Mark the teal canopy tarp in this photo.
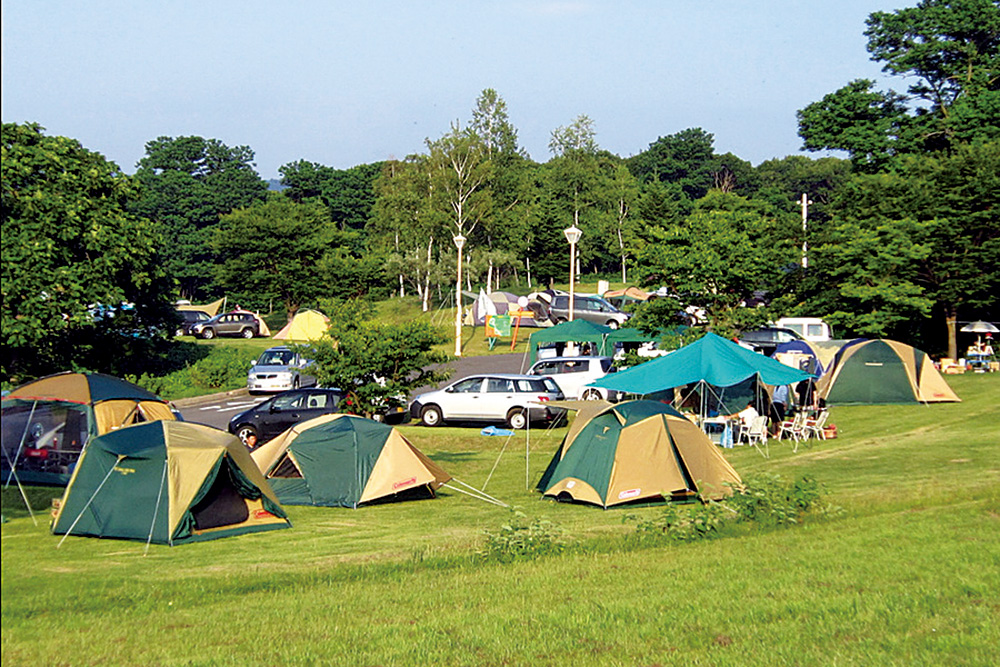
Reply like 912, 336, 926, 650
528, 320, 614, 362
590, 332, 811, 394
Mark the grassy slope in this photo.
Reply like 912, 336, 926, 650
2, 375, 997, 665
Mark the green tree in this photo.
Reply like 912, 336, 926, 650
279, 159, 383, 233
798, 0, 1000, 168
304, 300, 451, 418
626, 128, 720, 200
133, 135, 267, 298
212, 198, 332, 322
813, 142, 1000, 353
632, 192, 796, 334
2, 123, 175, 383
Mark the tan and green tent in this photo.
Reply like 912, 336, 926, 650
817, 339, 960, 405
52, 421, 290, 545
2, 372, 177, 486
251, 413, 451, 508
537, 400, 742, 508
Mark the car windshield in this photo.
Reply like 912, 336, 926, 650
257, 350, 295, 365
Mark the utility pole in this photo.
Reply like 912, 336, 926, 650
800, 193, 812, 269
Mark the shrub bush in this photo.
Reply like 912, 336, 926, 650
480, 510, 566, 562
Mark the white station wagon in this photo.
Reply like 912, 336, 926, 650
409, 374, 565, 429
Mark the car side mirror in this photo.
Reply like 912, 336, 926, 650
269, 404, 278, 413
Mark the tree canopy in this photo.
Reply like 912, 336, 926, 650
2, 123, 175, 383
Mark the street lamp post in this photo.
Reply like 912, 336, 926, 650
454, 233, 466, 357
563, 224, 582, 321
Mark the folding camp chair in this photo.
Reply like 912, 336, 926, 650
778, 412, 807, 452
804, 409, 830, 441
738, 415, 769, 458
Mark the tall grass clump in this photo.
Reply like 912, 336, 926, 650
480, 510, 567, 562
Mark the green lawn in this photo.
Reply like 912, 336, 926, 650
2, 373, 998, 665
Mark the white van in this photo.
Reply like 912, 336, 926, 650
775, 318, 832, 342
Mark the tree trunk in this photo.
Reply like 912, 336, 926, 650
946, 307, 958, 361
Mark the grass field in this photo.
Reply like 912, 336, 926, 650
2, 373, 998, 665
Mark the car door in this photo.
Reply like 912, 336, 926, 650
444, 377, 487, 419
258, 391, 307, 440
483, 377, 519, 419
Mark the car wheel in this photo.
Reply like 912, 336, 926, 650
507, 407, 527, 430
201, 328, 215, 340
606, 320, 620, 329
582, 388, 603, 401
241, 327, 254, 339
420, 404, 443, 427
556, 317, 568, 325
235, 425, 259, 449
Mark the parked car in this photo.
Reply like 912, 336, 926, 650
774, 317, 833, 342
191, 311, 261, 339
409, 374, 565, 429
737, 327, 803, 355
175, 310, 210, 337
547, 294, 631, 328
526, 355, 619, 401
228, 387, 345, 448
247, 346, 312, 394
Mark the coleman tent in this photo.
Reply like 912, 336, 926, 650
273, 309, 330, 341
251, 413, 451, 508
817, 339, 960, 405
52, 421, 290, 545
2, 372, 177, 486
537, 400, 742, 507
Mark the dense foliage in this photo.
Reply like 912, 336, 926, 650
1, 123, 176, 383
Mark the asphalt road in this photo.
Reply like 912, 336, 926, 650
177, 351, 530, 430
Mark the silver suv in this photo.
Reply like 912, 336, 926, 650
191, 311, 260, 339
247, 346, 311, 394
409, 374, 565, 429
548, 295, 630, 328
527, 356, 619, 401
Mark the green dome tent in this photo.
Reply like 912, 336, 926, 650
52, 421, 290, 545
537, 400, 742, 508
251, 414, 451, 508
818, 339, 960, 405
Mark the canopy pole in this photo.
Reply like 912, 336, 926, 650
56, 455, 123, 549
144, 459, 169, 556
5, 400, 38, 489
525, 414, 530, 490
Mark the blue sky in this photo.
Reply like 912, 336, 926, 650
2, 1, 904, 179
